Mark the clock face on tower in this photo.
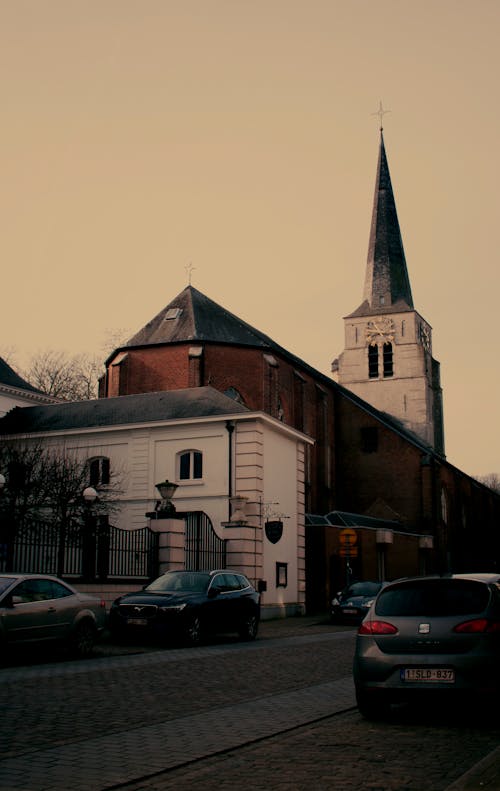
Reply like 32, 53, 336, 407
419, 323, 431, 352
365, 317, 395, 346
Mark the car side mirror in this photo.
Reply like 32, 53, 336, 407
208, 586, 220, 599
3, 594, 16, 607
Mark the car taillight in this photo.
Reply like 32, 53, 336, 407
358, 620, 398, 635
454, 618, 500, 633
100, 599, 106, 609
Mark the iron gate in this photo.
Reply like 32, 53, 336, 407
180, 511, 227, 570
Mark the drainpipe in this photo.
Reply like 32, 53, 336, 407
226, 421, 235, 521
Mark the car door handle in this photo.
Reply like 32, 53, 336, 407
47, 607, 57, 613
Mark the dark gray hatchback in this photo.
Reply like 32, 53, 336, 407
353, 573, 500, 719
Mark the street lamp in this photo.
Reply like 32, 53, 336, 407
83, 486, 98, 504
155, 480, 178, 516
80, 486, 99, 580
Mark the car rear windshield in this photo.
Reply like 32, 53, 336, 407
376, 579, 490, 617
344, 582, 382, 597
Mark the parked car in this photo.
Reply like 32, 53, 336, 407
0, 573, 106, 657
331, 580, 386, 624
109, 569, 260, 645
353, 573, 500, 719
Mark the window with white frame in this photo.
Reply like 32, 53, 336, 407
177, 450, 203, 481
88, 456, 110, 487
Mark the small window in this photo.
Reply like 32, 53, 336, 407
165, 308, 182, 320
178, 450, 203, 481
224, 387, 246, 405
276, 562, 288, 588
89, 457, 110, 487
383, 342, 393, 377
368, 345, 379, 378
361, 427, 378, 453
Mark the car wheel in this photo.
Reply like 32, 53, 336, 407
183, 614, 202, 646
238, 613, 259, 641
355, 687, 390, 720
71, 620, 96, 657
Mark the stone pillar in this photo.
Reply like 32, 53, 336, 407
222, 496, 264, 588
147, 514, 186, 574
222, 521, 263, 588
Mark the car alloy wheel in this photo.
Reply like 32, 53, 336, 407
71, 620, 96, 657
238, 613, 259, 641
184, 614, 202, 646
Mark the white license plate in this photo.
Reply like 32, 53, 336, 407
401, 668, 455, 683
342, 608, 357, 614
127, 618, 148, 626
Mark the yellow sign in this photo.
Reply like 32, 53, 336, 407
339, 546, 358, 558
339, 528, 357, 546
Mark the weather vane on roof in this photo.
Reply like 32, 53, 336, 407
372, 100, 390, 131
185, 261, 196, 285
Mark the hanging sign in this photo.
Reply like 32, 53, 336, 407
265, 520, 283, 544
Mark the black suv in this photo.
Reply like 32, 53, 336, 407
110, 569, 260, 645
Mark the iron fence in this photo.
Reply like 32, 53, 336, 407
0, 519, 159, 581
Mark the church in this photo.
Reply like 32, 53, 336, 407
1, 131, 499, 613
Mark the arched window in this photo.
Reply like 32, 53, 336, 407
178, 450, 203, 481
441, 488, 448, 524
368, 344, 379, 378
383, 342, 393, 377
224, 387, 246, 405
89, 456, 110, 487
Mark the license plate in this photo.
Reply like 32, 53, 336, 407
127, 617, 148, 626
342, 608, 357, 615
401, 668, 455, 683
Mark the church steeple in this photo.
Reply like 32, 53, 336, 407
334, 125, 444, 456
362, 131, 413, 312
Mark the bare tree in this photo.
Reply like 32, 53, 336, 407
21, 350, 104, 401
475, 473, 500, 494
0, 441, 122, 575
101, 328, 132, 357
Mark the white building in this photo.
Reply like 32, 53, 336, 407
0, 386, 313, 618
0, 357, 57, 416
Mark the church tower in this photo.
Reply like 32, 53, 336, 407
333, 129, 445, 455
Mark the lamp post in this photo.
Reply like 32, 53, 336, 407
83, 486, 98, 505
154, 480, 178, 517
81, 486, 98, 580
0, 473, 6, 571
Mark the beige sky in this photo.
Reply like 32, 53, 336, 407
1, 0, 499, 477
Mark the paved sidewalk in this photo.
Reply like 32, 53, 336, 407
0, 627, 355, 791
445, 745, 500, 790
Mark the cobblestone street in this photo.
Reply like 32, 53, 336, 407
2, 616, 500, 790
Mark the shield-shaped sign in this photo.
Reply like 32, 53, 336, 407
265, 520, 283, 544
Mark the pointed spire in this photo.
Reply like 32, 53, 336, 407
362, 131, 413, 311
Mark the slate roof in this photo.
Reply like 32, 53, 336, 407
0, 357, 43, 394
123, 285, 280, 352
348, 131, 414, 318
0, 386, 249, 435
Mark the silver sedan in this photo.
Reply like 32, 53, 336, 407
0, 573, 106, 657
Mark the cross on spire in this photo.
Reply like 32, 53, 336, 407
372, 100, 390, 131
185, 262, 196, 285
